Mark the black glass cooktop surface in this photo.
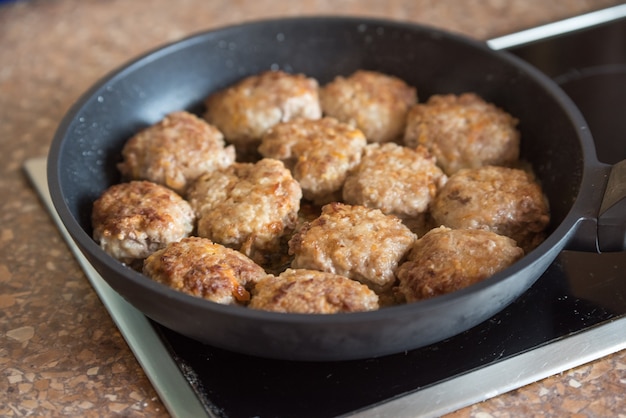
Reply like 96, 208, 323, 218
154, 251, 626, 418
145, 11, 626, 418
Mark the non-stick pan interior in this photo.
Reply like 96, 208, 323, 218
49, 17, 591, 360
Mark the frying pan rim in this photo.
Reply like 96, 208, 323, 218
47, 15, 592, 327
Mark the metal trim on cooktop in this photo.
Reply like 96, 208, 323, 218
348, 319, 626, 418
487, 3, 626, 50
24, 7, 626, 416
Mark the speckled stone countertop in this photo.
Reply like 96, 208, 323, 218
1, 0, 625, 416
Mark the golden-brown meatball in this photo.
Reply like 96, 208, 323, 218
143, 237, 267, 305
395, 226, 524, 302
117, 111, 235, 194
258, 117, 367, 204
320, 70, 417, 143
249, 268, 379, 314
430, 165, 550, 252
403, 93, 520, 175
92, 181, 195, 267
343, 143, 447, 224
204, 70, 322, 157
186, 158, 302, 264
289, 202, 417, 293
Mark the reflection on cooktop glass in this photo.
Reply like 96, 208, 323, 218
153, 15, 626, 418
509, 16, 626, 164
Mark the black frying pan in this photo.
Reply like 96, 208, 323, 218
47, 17, 626, 361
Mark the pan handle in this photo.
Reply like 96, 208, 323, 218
598, 159, 626, 252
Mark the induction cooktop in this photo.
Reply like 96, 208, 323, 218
26, 4, 626, 418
